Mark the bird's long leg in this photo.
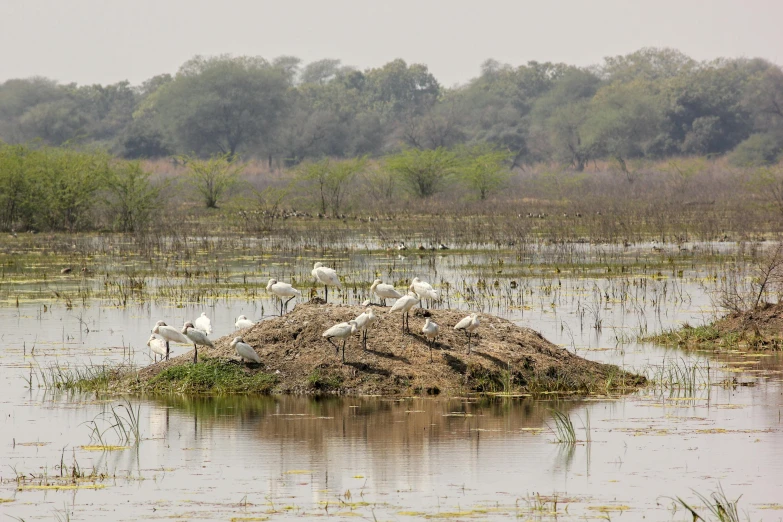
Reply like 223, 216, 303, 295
467, 332, 472, 355
363, 330, 367, 351
429, 339, 433, 362
383, 298, 387, 307
284, 297, 295, 314
401, 313, 405, 333
165, 341, 170, 361
324, 285, 328, 303
193, 343, 198, 364
327, 337, 339, 355
341, 339, 346, 364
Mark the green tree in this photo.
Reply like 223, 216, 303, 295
153, 55, 290, 157
385, 148, 459, 198
296, 156, 367, 214
457, 144, 513, 199
30, 148, 111, 231
182, 153, 243, 208
106, 161, 163, 231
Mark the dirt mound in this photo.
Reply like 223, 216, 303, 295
138, 302, 644, 395
712, 302, 783, 347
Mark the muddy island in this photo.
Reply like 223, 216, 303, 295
88, 302, 645, 396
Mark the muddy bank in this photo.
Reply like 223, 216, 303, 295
650, 302, 783, 350
131, 302, 643, 396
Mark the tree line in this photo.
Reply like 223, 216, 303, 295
1, 48, 782, 168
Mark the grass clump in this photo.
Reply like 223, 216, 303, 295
645, 323, 723, 346
672, 484, 745, 522
147, 358, 276, 394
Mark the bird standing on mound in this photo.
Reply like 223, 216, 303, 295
353, 307, 378, 350
421, 317, 440, 362
230, 336, 262, 364
370, 279, 403, 306
322, 319, 358, 363
194, 312, 213, 335
266, 278, 301, 316
312, 262, 341, 303
235, 315, 255, 329
182, 321, 214, 364
389, 292, 420, 333
410, 277, 438, 308
146, 334, 168, 363
152, 320, 190, 360
454, 313, 480, 354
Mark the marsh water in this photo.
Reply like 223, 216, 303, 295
2, 238, 783, 520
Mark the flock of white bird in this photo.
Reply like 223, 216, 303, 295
146, 262, 480, 365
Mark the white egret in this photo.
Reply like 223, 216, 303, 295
421, 318, 440, 362
194, 312, 213, 335
146, 334, 168, 363
370, 279, 402, 306
454, 313, 480, 354
322, 319, 358, 363
152, 320, 190, 361
410, 277, 438, 308
353, 307, 378, 350
312, 262, 341, 303
266, 278, 301, 316
182, 321, 214, 364
389, 292, 420, 333
235, 315, 255, 329
230, 336, 262, 364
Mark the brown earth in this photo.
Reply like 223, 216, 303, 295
711, 302, 783, 347
138, 301, 645, 395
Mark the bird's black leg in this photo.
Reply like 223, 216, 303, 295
284, 297, 294, 314
429, 340, 433, 362
327, 337, 339, 355
325, 285, 328, 303
342, 339, 346, 364
401, 314, 405, 333
193, 344, 198, 364
363, 330, 367, 351
165, 341, 170, 361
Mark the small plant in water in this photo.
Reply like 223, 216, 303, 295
671, 484, 745, 522
548, 408, 577, 444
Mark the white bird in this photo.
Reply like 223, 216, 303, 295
410, 277, 438, 308
370, 279, 403, 306
194, 312, 213, 335
312, 262, 342, 303
152, 320, 190, 360
353, 307, 378, 350
182, 321, 214, 363
389, 292, 420, 333
230, 336, 262, 364
397, 241, 407, 251
235, 315, 255, 329
421, 318, 440, 362
146, 334, 168, 363
454, 313, 480, 354
322, 320, 358, 363
266, 278, 301, 316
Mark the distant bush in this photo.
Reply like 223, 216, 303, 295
0, 143, 164, 232
730, 133, 782, 167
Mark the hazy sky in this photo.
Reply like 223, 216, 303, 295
1, 0, 781, 87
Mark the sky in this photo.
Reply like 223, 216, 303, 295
1, 0, 781, 87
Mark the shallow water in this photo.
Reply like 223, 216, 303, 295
2, 242, 783, 520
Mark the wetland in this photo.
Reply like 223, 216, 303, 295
2, 228, 783, 520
